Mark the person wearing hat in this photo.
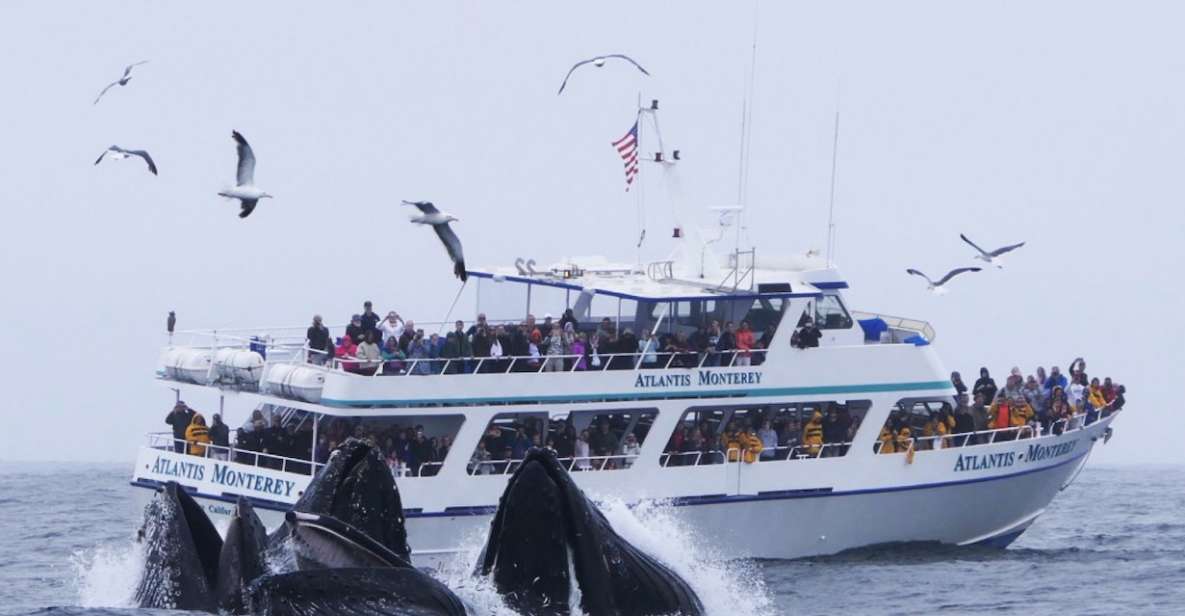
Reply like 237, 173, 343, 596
165, 401, 195, 453
345, 314, 366, 344
209, 413, 230, 460
306, 314, 331, 365
794, 317, 822, 349
360, 301, 381, 339
185, 413, 211, 457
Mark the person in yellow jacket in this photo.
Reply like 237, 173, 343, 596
737, 427, 764, 463
185, 413, 211, 457
894, 424, 913, 453
725, 429, 742, 462
922, 411, 956, 449
802, 411, 825, 457
877, 426, 896, 454
1010, 399, 1035, 437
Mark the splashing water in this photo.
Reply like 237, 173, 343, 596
597, 497, 776, 616
70, 540, 144, 609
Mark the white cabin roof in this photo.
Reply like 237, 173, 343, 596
470, 252, 849, 302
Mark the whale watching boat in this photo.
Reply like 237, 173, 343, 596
133, 239, 1121, 564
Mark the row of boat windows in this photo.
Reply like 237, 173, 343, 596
221, 397, 975, 477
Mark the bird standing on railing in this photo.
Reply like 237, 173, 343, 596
167, 311, 176, 341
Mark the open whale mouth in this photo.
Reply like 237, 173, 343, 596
291, 438, 411, 562
285, 510, 412, 569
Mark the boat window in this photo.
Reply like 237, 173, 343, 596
662, 401, 870, 466
874, 399, 967, 454
307, 414, 465, 477
815, 295, 853, 329
467, 409, 658, 475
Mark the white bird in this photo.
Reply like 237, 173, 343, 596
557, 54, 649, 95
93, 61, 149, 105
217, 131, 273, 219
94, 145, 158, 175
960, 234, 1025, 268
905, 267, 982, 295
403, 200, 466, 281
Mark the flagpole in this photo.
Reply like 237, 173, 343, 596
635, 92, 645, 265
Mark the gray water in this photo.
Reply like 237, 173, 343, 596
1, 463, 1182, 615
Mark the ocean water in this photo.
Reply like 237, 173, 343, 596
1, 463, 1183, 615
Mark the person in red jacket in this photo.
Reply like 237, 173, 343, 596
735, 321, 756, 366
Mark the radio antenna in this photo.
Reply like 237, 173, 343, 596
825, 110, 841, 267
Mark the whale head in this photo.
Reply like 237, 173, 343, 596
291, 438, 410, 562
135, 481, 223, 612
479, 448, 704, 616
215, 496, 269, 613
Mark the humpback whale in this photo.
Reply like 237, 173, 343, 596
248, 511, 467, 616
479, 449, 704, 616
135, 481, 223, 612
216, 497, 270, 613
133, 441, 465, 615
287, 438, 411, 562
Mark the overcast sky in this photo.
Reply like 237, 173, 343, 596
0, 1, 1180, 465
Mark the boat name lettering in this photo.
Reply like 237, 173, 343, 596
210, 464, 297, 498
1025, 440, 1078, 463
148, 455, 297, 498
953, 451, 1016, 472
633, 370, 763, 389
150, 455, 206, 481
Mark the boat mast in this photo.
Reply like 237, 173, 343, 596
825, 110, 841, 267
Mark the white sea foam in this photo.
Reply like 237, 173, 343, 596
598, 497, 776, 616
70, 538, 144, 608
431, 497, 773, 616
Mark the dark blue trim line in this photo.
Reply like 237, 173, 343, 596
130, 449, 1088, 519
465, 271, 823, 302
320, 380, 955, 409
812, 281, 850, 290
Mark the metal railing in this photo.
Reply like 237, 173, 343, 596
851, 310, 937, 343
874, 410, 1105, 454
322, 345, 771, 378
658, 441, 854, 466
146, 433, 323, 476
467, 453, 641, 475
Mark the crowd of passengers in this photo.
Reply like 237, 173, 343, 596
879, 357, 1126, 454
165, 403, 453, 476
663, 406, 861, 465
304, 300, 820, 375
469, 415, 647, 474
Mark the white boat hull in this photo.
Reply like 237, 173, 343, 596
131, 415, 1109, 564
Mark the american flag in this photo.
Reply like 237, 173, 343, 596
611, 119, 640, 191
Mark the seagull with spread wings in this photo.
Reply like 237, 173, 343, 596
557, 54, 649, 95
94, 145, 158, 175
960, 234, 1025, 269
906, 267, 982, 295
93, 61, 149, 105
403, 200, 466, 282
217, 131, 273, 219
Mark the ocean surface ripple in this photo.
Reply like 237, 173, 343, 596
1, 463, 1183, 615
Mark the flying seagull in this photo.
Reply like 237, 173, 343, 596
960, 234, 1025, 268
557, 54, 649, 95
403, 200, 466, 281
93, 61, 149, 105
94, 145, 158, 175
217, 130, 273, 219
906, 267, 982, 295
